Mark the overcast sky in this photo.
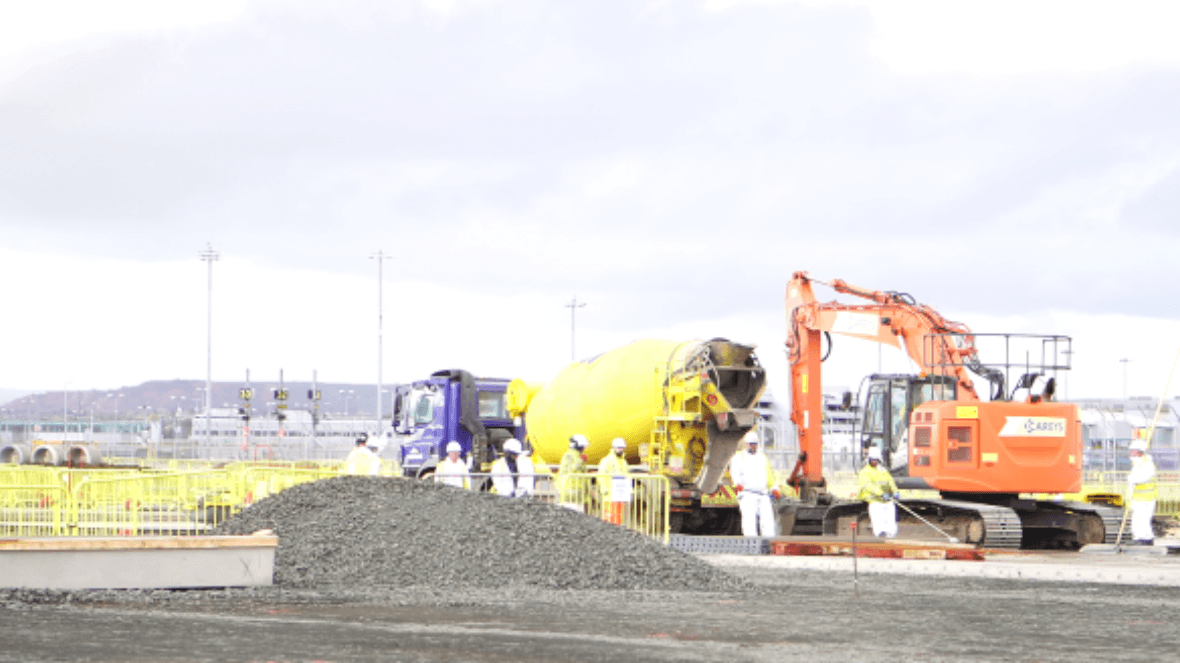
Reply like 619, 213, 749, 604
1, 0, 1178, 404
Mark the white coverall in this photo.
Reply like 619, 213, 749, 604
729, 449, 777, 537
1128, 453, 1158, 542
857, 463, 899, 538
491, 455, 535, 497
437, 456, 470, 489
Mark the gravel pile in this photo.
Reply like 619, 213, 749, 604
214, 476, 744, 592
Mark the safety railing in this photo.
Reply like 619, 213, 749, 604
0, 484, 67, 536
432, 471, 670, 544
69, 470, 235, 536
0, 462, 353, 537
1067, 470, 1180, 516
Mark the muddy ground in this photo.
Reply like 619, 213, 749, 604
4, 564, 1179, 662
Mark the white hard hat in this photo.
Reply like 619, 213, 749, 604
504, 438, 522, 454
446, 441, 461, 454
867, 447, 883, 461
611, 437, 627, 449
1130, 439, 1148, 452
570, 434, 589, 449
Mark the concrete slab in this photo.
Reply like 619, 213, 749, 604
0, 531, 278, 590
704, 549, 1180, 587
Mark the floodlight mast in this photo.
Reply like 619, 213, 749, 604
370, 250, 392, 439
199, 243, 220, 447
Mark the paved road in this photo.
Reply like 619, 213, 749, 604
4, 562, 1180, 662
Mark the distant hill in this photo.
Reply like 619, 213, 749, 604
0, 380, 388, 421
0, 389, 31, 407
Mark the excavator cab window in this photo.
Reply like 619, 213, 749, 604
916, 380, 956, 405
890, 383, 908, 452
864, 383, 887, 436
862, 375, 957, 469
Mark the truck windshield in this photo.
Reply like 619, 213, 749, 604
411, 389, 440, 426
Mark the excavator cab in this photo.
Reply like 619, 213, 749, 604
859, 374, 957, 474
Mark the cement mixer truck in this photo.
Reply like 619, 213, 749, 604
508, 338, 767, 534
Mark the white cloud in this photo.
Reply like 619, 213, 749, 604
0, 0, 251, 81
1, 0, 1178, 402
710, 0, 1180, 75
865, 0, 1180, 76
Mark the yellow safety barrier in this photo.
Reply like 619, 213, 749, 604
239, 466, 344, 506
0, 461, 353, 537
436, 471, 670, 544
0, 484, 67, 536
70, 471, 238, 536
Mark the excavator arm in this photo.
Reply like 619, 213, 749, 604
784, 271, 1003, 489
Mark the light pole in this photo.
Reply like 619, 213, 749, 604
565, 296, 586, 362
199, 242, 220, 448
1121, 358, 1130, 400
1060, 349, 1073, 401
340, 389, 354, 416
370, 250, 391, 437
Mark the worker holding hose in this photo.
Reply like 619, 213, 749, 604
1128, 439, 1157, 545
729, 431, 781, 537
857, 447, 898, 538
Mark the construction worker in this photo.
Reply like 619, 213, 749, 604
517, 442, 536, 497
437, 441, 470, 490
491, 438, 531, 497
344, 433, 378, 476
730, 431, 781, 537
857, 447, 898, 538
1128, 439, 1157, 545
597, 437, 631, 525
558, 434, 590, 511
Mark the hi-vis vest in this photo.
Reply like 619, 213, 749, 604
1133, 477, 1159, 502
1131, 457, 1158, 502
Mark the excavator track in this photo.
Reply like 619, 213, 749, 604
1054, 501, 1125, 545
931, 499, 1023, 549
1102, 509, 1126, 545
813, 498, 1126, 550
820, 499, 1024, 549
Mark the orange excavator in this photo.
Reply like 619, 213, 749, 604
782, 271, 1120, 548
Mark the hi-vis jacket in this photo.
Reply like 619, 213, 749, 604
729, 449, 774, 493
437, 457, 470, 490
344, 446, 379, 476
597, 451, 630, 501
856, 463, 898, 503
557, 449, 589, 500
1129, 454, 1159, 503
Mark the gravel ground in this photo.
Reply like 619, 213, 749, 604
3, 565, 1180, 662
5, 478, 1179, 661
210, 475, 743, 591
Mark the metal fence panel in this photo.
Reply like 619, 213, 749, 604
433, 471, 670, 544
